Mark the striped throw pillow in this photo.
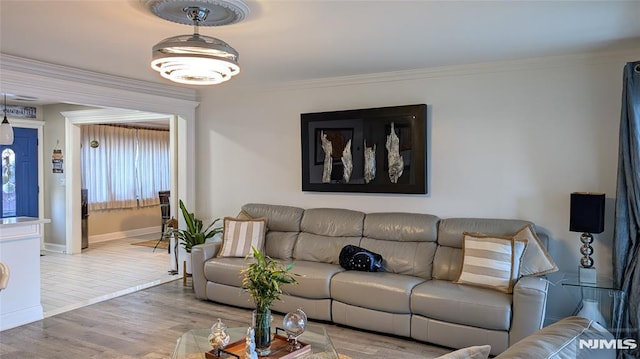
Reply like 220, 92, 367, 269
455, 233, 527, 293
217, 217, 267, 258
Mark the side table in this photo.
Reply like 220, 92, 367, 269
562, 276, 626, 339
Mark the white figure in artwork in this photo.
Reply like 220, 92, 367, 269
245, 327, 258, 359
364, 139, 376, 183
385, 122, 404, 183
341, 139, 353, 183
320, 131, 333, 183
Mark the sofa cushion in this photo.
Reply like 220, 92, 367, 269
360, 237, 437, 279
300, 208, 365, 237
241, 204, 303, 260
281, 261, 344, 299
264, 232, 298, 261
204, 257, 246, 287
411, 280, 512, 330
363, 212, 439, 242
437, 218, 532, 248
241, 203, 304, 232
218, 217, 267, 258
331, 271, 425, 313
432, 246, 463, 281
293, 232, 361, 264
454, 233, 527, 293
362, 212, 439, 279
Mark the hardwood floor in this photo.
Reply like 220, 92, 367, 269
0, 280, 452, 359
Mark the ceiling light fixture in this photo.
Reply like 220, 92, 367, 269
145, 0, 249, 85
0, 94, 14, 145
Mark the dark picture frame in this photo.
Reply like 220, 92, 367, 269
301, 104, 428, 194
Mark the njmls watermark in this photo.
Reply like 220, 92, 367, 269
579, 339, 638, 350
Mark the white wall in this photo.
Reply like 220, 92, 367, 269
195, 51, 638, 323
42, 103, 95, 248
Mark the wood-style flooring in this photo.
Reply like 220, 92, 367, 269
0, 280, 452, 359
40, 234, 180, 318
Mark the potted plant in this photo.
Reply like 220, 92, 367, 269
175, 199, 221, 252
241, 246, 297, 356
174, 200, 222, 273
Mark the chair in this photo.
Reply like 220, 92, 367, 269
0, 262, 9, 291
153, 190, 171, 252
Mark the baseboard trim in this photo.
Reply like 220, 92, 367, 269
43, 243, 66, 253
0, 304, 44, 331
89, 227, 159, 243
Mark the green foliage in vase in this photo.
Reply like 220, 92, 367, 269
241, 246, 297, 312
175, 199, 222, 253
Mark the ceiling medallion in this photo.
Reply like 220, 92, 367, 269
144, 0, 249, 26
143, 0, 249, 85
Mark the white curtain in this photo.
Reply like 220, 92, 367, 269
137, 128, 170, 207
81, 125, 138, 210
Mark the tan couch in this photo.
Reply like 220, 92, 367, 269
192, 203, 550, 355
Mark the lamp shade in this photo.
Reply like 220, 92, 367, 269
570, 192, 605, 233
151, 34, 240, 85
0, 116, 14, 145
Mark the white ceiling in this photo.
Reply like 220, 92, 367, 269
1, 0, 639, 95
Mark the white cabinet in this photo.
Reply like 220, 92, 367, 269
0, 217, 50, 331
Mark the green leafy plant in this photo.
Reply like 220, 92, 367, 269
175, 199, 222, 253
241, 246, 297, 312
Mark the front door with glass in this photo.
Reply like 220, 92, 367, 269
0, 127, 38, 218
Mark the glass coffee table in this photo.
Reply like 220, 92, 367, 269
172, 324, 338, 359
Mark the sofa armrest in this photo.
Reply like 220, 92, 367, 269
497, 316, 615, 359
509, 276, 549, 346
191, 241, 221, 299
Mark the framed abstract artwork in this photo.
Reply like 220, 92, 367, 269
301, 104, 428, 194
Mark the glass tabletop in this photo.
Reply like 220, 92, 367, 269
171, 324, 338, 359
561, 275, 621, 291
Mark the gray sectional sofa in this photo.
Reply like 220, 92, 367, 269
191, 203, 550, 355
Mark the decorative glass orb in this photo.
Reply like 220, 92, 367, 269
282, 308, 307, 350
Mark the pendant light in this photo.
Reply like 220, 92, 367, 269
145, 0, 249, 86
0, 94, 14, 145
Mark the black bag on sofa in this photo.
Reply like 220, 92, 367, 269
339, 245, 383, 272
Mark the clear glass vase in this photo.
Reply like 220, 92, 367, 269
252, 308, 271, 356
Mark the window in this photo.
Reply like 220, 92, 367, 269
81, 124, 170, 210
2, 148, 16, 217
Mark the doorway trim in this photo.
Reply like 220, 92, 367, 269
0, 54, 198, 254
62, 109, 179, 254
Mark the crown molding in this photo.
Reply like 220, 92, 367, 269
257, 48, 640, 92
0, 53, 199, 116
61, 108, 171, 123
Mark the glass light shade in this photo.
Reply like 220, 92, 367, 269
0, 117, 13, 145
151, 34, 240, 85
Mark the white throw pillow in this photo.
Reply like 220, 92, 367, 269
217, 217, 266, 258
435, 345, 491, 359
